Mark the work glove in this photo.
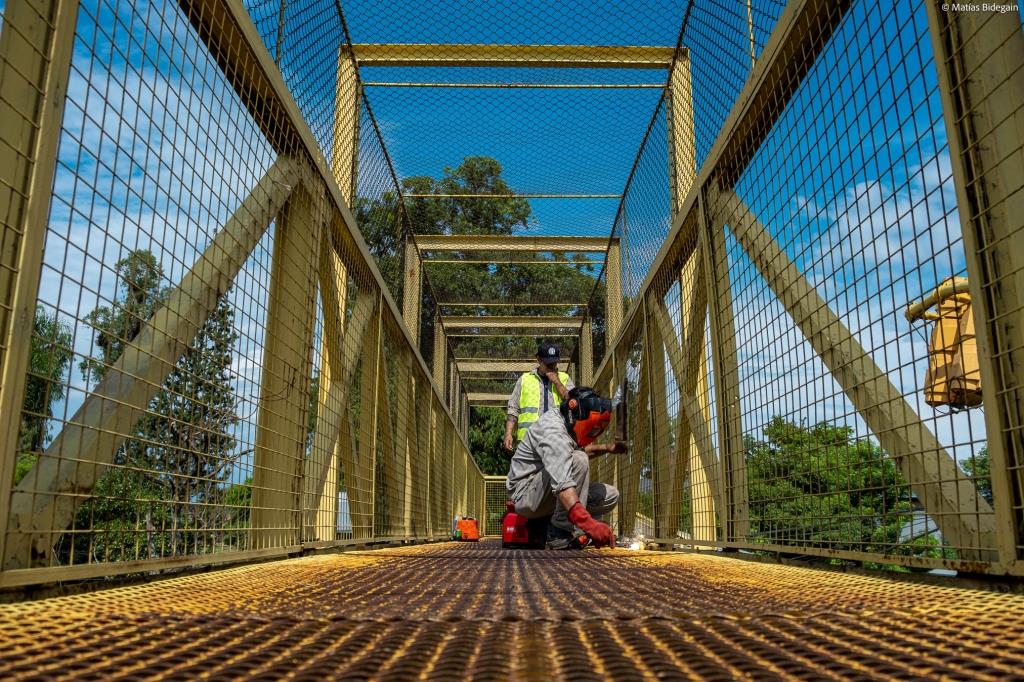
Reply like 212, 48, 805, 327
567, 502, 616, 548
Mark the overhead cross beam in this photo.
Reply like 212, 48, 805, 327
352, 44, 676, 69
466, 393, 510, 407
456, 360, 575, 376
440, 316, 584, 331
414, 235, 613, 253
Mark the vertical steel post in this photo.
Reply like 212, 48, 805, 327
668, 50, 697, 214
433, 314, 446, 394
606, 239, 624, 342
643, 297, 674, 541
668, 48, 715, 544
332, 45, 359, 205
926, 3, 1024, 570
581, 318, 594, 386
0, 0, 81, 565
403, 238, 422, 345
746, 0, 756, 68
251, 186, 324, 549
700, 185, 749, 541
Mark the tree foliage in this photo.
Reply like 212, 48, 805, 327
960, 447, 992, 505
745, 417, 915, 553
14, 306, 74, 484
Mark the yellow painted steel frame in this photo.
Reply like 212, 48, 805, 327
0, 0, 83, 572
924, 3, 1024, 569
352, 43, 675, 69
414, 235, 613, 252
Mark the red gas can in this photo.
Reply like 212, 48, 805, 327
502, 501, 530, 547
501, 501, 548, 548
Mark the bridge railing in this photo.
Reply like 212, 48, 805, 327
0, 0, 485, 588
585, 0, 1024, 574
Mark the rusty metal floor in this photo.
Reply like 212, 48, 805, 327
2, 540, 1023, 680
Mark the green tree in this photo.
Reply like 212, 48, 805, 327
961, 447, 992, 505
468, 407, 512, 475
14, 307, 74, 484
72, 249, 240, 559
745, 418, 917, 554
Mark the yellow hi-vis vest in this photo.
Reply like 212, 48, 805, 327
516, 371, 570, 440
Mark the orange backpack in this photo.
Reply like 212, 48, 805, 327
455, 516, 480, 541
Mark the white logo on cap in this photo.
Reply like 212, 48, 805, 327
548, 348, 556, 355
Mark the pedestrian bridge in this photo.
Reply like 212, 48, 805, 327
0, 0, 1022, 677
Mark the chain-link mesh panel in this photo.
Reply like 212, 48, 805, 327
484, 476, 507, 536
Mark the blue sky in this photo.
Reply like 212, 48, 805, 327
12, 0, 1018, 493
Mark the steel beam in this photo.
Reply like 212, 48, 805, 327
403, 238, 422, 345
440, 316, 584, 330
668, 50, 697, 215
0, 0, 81, 567
415, 235, 613, 253
926, 2, 1024, 570
723, 189, 996, 560
352, 43, 675, 69
466, 392, 510, 407
332, 45, 359, 204
251, 183, 325, 550
178, 0, 303, 153
606, 240, 624, 341
457, 360, 537, 374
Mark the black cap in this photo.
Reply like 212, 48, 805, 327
537, 343, 560, 362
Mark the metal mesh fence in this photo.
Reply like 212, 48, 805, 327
483, 476, 507, 536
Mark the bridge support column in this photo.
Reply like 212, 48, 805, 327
700, 187, 749, 543
0, 0, 82, 567
332, 45, 359, 203
606, 241, 624, 342
252, 184, 325, 549
926, 2, 1024, 572
403, 239, 422, 345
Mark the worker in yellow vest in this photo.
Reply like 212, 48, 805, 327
503, 343, 574, 451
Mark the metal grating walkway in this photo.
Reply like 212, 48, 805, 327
2, 540, 1023, 680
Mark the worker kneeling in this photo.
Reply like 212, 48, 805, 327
506, 387, 624, 549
